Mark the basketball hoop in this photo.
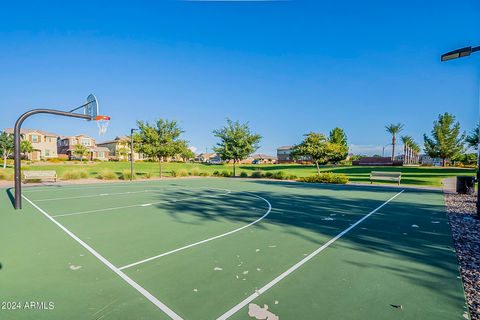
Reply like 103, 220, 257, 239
94, 115, 110, 135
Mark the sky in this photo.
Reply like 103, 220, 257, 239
0, 0, 479, 156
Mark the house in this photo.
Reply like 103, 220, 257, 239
97, 136, 145, 161
419, 154, 446, 166
251, 154, 277, 164
57, 134, 109, 161
195, 153, 216, 162
4, 128, 58, 160
207, 154, 223, 164
352, 157, 403, 166
276, 146, 311, 164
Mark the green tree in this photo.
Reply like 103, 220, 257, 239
423, 112, 465, 166
20, 140, 34, 159
291, 132, 330, 175
328, 127, 349, 164
213, 119, 261, 176
73, 144, 89, 163
466, 124, 479, 149
117, 147, 129, 161
0, 131, 14, 169
385, 123, 404, 160
180, 146, 195, 162
135, 119, 187, 178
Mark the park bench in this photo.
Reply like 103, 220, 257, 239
370, 171, 401, 185
23, 170, 57, 183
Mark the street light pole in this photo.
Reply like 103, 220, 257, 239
130, 128, 138, 182
382, 143, 391, 158
441, 45, 480, 216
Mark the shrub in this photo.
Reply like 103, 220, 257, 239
264, 172, 274, 178
46, 158, 62, 163
287, 174, 298, 180
0, 170, 12, 180
61, 170, 88, 180
221, 170, 232, 177
239, 171, 249, 178
97, 169, 118, 180
300, 172, 348, 184
199, 172, 210, 176
178, 169, 189, 177
273, 171, 287, 180
212, 170, 221, 176
251, 171, 263, 178
121, 169, 136, 180
170, 169, 177, 177
143, 172, 152, 179
191, 168, 201, 176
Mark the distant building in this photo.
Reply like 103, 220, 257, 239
276, 146, 311, 164
195, 153, 216, 162
4, 128, 58, 160
251, 154, 277, 164
419, 154, 446, 166
207, 154, 223, 164
57, 134, 109, 161
97, 136, 145, 161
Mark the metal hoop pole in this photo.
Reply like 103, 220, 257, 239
130, 128, 138, 182
14, 109, 91, 210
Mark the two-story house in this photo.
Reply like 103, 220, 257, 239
97, 136, 144, 161
57, 134, 109, 161
4, 128, 58, 160
276, 146, 312, 164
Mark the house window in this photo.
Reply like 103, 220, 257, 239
31, 134, 39, 143
81, 138, 91, 146
98, 151, 105, 158
71, 139, 77, 145
45, 149, 50, 157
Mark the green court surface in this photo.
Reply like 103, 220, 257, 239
0, 178, 469, 319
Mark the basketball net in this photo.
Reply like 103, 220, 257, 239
94, 115, 110, 136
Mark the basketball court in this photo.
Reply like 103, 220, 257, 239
0, 178, 469, 319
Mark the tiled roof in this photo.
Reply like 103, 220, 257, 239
3, 128, 58, 137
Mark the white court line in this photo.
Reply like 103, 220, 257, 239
51, 188, 231, 218
118, 192, 272, 271
216, 189, 405, 320
34, 190, 154, 202
22, 194, 183, 320
21, 179, 178, 193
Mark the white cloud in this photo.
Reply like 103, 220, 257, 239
189, 146, 198, 153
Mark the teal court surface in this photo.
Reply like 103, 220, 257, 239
0, 178, 469, 319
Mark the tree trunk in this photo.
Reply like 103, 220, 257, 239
315, 161, 320, 176
233, 160, 236, 177
442, 158, 446, 167
391, 135, 396, 161
3, 153, 6, 169
159, 157, 163, 178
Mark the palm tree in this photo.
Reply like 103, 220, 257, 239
401, 136, 412, 164
385, 123, 404, 160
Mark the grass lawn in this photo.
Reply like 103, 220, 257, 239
0, 161, 474, 187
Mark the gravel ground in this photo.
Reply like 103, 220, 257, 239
445, 193, 480, 320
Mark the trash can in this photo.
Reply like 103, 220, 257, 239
456, 176, 476, 194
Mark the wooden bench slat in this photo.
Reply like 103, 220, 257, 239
23, 171, 57, 183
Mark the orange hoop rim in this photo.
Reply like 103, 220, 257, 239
93, 115, 111, 121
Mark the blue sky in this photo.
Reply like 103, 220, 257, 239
0, 0, 479, 155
